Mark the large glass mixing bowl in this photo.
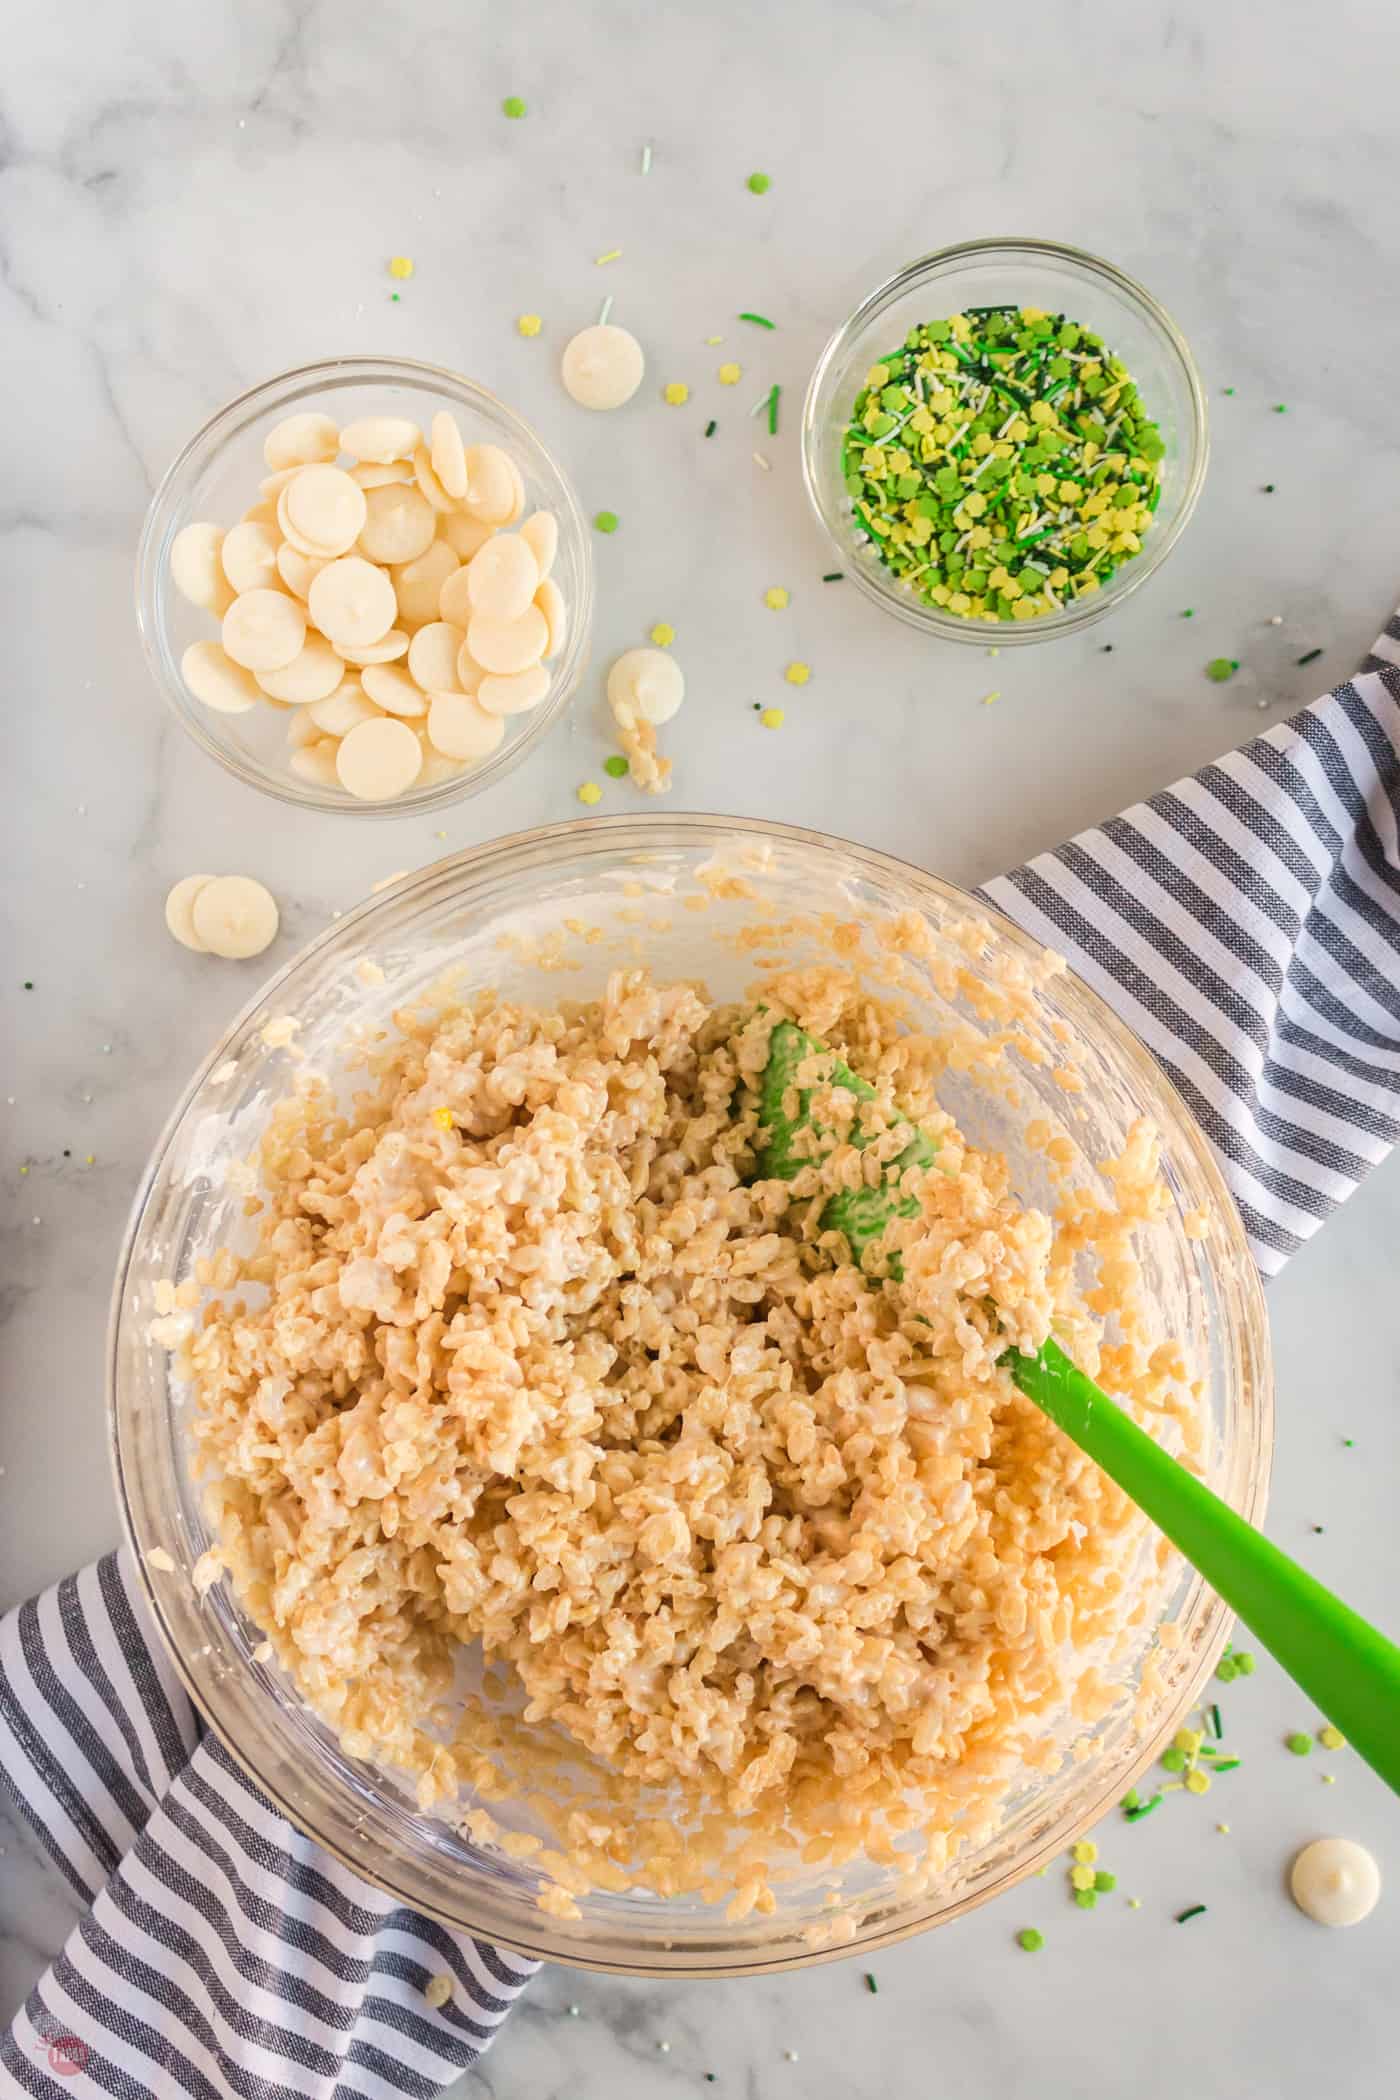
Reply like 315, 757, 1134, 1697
109, 816, 1271, 1976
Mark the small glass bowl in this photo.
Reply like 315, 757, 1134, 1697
801, 239, 1208, 646
136, 356, 593, 816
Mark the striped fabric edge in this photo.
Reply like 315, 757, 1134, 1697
0, 1553, 536, 2100
980, 644, 1400, 1278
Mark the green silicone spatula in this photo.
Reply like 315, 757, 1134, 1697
755, 1019, 1400, 1796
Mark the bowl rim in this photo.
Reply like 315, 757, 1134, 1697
800, 236, 1210, 646
108, 811, 1271, 1975
134, 353, 594, 817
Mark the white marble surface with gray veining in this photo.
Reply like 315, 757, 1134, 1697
3, 2, 1398, 2094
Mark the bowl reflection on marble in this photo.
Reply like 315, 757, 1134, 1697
108, 816, 1270, 1975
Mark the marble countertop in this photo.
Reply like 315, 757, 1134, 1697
4, 2, 1398, 2093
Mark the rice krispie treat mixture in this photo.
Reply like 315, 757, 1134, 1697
167, 960, 1197, 1923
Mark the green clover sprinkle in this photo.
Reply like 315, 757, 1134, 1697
502, 96, 526, 118
1233, 1651, 1256, 1675
1216, 1657, 1238, 1682
1206, 657, 1237, 682
746, 171, 771, 194
603, 755, 629, 778
838, 305, 1165, 626
1286, 1731, 1313, 1756
593, 510, 619, 534
1121, 1788, 1140, 1811
1160, 1746, 1186, 1772
1017, 1928, 1045, 1952
1074, 1889, 1097, 1910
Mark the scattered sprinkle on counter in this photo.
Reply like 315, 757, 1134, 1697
784, 661, 810, 685
1128, 1896, 1142, 1910
1274, 402, 1288, 413
640, 141, 652, 174
704, 420, 717, 437
1263, 482, 1276, 493
718, 362, 742, 386
1322, 1772, 1337, 1785
863, 1973, 879, 1994
1296, 646, 1323, 666
595, 247, 623, 266
576, 781, 603, 805
706, 335, 724, 346
823, 571, 844, 582
389, 292, 400, 303
752, 450, 771, 470
603, 754, 629, 778
841, 306, 1166, 623
1319, 1724, 1346, 1750
1206, 657, 1238, 682
760, 707, 785, 730
594, 510, 619, 533
1223, 386, 1235, 395
739, 312, 776, 329
1182, 607, 1195, 618
664, 382, 690, 405
747, 171, 771, 194
1217, 1822, 1231, 1834
502, 96, 527, 118
388, 255, 413, 280
649, 623, 675, 647
567, 2003, 581, 2017
764, 587, 790, 609
1124, 1793, 1162, 1823
517, 313, 542, 337
1017, 1928, 1044, 1952
981, 689, 1000, 706
597, 293, 613, 325
1286, 1731, 1314, 1756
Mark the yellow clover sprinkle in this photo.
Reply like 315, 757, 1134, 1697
1174, 1728, 1203, 1756
784, 661, 810, 686
663, 381, 689, 406
1069, 1864, 1096, 1892
1318, 1724, 1346, 1750
764, 587, 789, 610
517, 313, 543, 337
1072, 1841, 1098, 1866
718, 362, 742, 386
759, 707, 785, 730
388, 255, 414, 280
649, 622, 675, 647
1184, 1768, 1211, 1795
577, 781, 603, 806
432, 1106, 454, 1131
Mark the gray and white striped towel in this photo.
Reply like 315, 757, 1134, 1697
4, 617, 1400, 2097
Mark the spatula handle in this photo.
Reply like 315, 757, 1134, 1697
1008, 1339, 1400, 1795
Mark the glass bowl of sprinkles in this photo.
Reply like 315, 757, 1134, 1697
802, 240, 1208, 643
136, 355, 594, 815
